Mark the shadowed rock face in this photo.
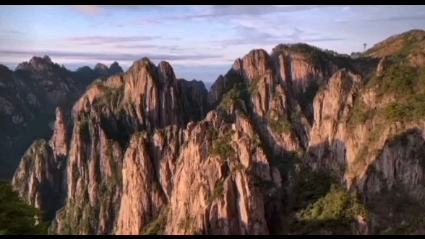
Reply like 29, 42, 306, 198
0, 57, 123, 178
11, 29, 425, 235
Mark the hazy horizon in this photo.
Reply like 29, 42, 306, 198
1, 5, 425, 82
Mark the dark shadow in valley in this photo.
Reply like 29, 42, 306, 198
304, 139, 348, 182
284, 138, 369, 235
38, 146, 67, 221
354, 127, 425, 234
301, 128, 425, 234
192, 216, 358, 235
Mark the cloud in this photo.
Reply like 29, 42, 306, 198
370, 15, 425, 22
71, 5, 163, 16
216, 24, 345, 47
3, 29, 24, 34
66, 35, 162, 45
209, 5, 328, 17
335, 6, 425, 23
112, 44, 161, 49
110, 44, 190, 53
0, 49, 223, 63
133, 5, 337, 24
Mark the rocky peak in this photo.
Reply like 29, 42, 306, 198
0, 64, 12, 75
207, 75, 227, 107
241, 49, 273, 82
127, 57, 155, 75
16, 55, 57, 72
231, 58, 243, 73
177, 79, 208, 123
376, 56, 387, 76
157, 61, 178, 87
49, 107, 68, 158
94, 63, 109, 74
272, 43, 316, 57
94, 63, 108, 70
76, 66, 93, 73
109, 62, 124, 75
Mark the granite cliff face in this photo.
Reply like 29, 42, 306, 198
12, 29, 425, 235
0, 57, 123, 178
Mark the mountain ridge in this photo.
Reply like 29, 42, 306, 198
0, 57, 124, 178
5, 28, 425, 235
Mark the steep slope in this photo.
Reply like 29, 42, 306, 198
304, 30, 425, 234
0, 57, 123, 178
12, 29, 425, 235
364, 29, 425, 66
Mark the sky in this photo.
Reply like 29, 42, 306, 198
0, 5, 424, 83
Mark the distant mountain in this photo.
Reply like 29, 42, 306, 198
0, 57, 123, 178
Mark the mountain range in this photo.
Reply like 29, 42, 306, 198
0, 57, 124, 178
2, 29, 425, 235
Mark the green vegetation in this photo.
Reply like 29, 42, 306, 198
285, 43, 353, 69
0, 180, 48, 235
210, 69, 245, 110
232, 163, 246, 173
208, 179, 224, 204
210, 132, 235, 162
248, 75, 262, 95
352, 106, 376, 125
291, 169, 333, 212
218, 82, 250, 111
369, 64, 419, 96
298, 185, 368, 220
347, 100, 376, 132
290, 181, 369, 235
178, 216, 196, 231
347, 62, 425, 173
88, 77, 106, 88
268, 110, 293, 135
384, 96, 425, 122
96, 85, 125, 112
142, 207, 169, 235
60, 192, 97, 234
364, 30, 424, 58
106, 139, 122, 188
205, 128, 219, 141
224, 70, 245, 89
14, 140, 48, 189
292, 184, 369, 234
366, 64, 425, 123
218, 87, 242, 110
286, 43, 326, 65
287, 166, 371, 234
